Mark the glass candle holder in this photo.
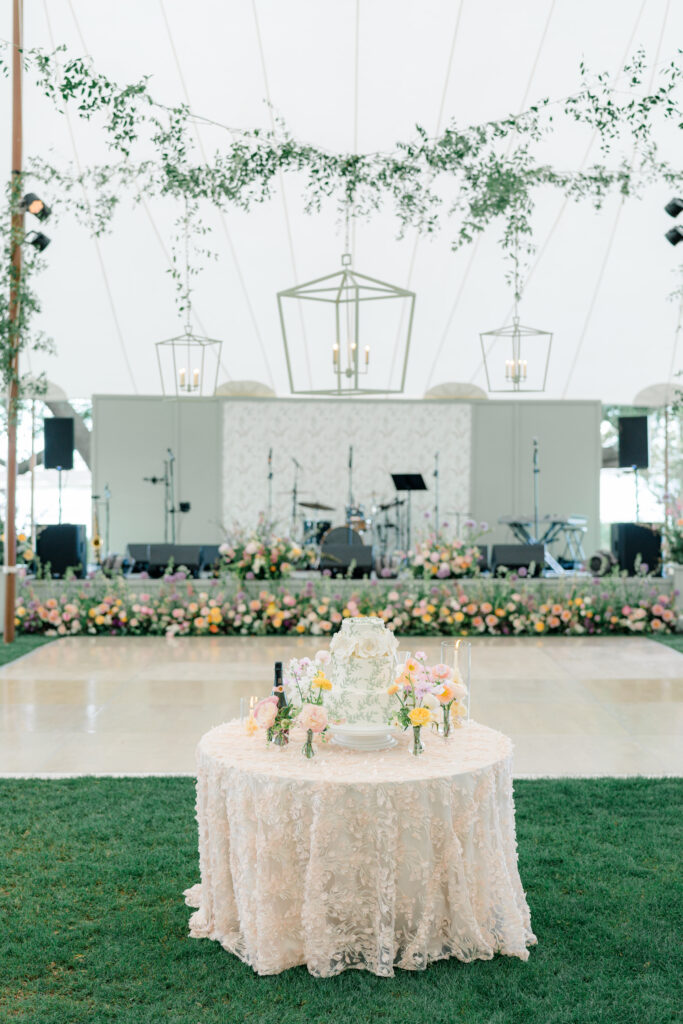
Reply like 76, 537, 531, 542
440, 639, 472, 722
239, 695, 259, 723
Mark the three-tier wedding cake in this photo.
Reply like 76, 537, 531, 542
327, 616, 399, 750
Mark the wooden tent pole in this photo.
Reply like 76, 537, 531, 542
4, 0, 24, 644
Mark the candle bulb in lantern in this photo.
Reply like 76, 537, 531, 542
333, 344, 339, 366
179, 367, 187, 389
365, 345, 370, 365
193, 368, 200, 389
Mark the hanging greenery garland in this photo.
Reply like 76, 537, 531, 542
0, 42, 681, 393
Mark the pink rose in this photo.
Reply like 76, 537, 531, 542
298, 703, 328, 733
253, 696, 278, 729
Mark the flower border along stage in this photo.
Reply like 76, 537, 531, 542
15, 574, 676, 638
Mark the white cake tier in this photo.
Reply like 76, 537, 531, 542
328, 617, 398, 729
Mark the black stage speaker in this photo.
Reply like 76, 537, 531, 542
199, 544, 221, 574
173, 544, 203, 577
611, 523, 661, 575
491, 544, 545, 577
147, 543, 176, 577
618, 416, 648, 469
44, 417, 74, 470
319, 544, 373, 578
36, 524, 87, 577
126, 544, 150, 572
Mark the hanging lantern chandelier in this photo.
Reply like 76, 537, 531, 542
479, 245, 552, 393
277, 212, 415, 396
155, 201, 223, 398
155, 324, 222, 398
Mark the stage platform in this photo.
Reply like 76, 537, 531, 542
18, 570, 676, 603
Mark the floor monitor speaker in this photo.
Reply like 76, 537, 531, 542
319, 544, 373, 578
173, 544, 203, 577
491, 544, 545, 577
147, 544, 177, 578
126, 544, 151, 573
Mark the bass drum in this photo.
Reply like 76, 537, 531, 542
321, 525, 364, 548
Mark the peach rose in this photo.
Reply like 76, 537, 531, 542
298, 703, 328, 733
253, 696, 278, 729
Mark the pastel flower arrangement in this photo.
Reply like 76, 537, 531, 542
14, 575, 676, 639
219, 518, 315, 580
388, 652, 468, 754
251, 652, 332, 756
408, 522, 487, 579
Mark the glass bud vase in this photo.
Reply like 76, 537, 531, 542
410, 725, 424, 757
441, 705, 451, 739
302, 728, 315, 759
272, 726, 289, 747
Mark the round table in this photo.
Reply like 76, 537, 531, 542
184, 720, 536, 977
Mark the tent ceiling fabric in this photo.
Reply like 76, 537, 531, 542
1, 0, 681, 403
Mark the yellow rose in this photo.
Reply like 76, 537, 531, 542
17, 533, 26, 542
408, 706, 431, 727
534, 621, 545, 632
95, 615, 105, 625
454, 611, 465, 623
22, 549, 34, 561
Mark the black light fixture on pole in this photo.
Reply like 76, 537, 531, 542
19, 192, 51, 221
664, 196, 683, 245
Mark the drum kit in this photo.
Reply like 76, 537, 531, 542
298, 496, 406, 561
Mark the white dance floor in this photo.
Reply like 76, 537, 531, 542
0, 635, 681, 777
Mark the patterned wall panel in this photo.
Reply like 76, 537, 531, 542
221, 399, 472, 538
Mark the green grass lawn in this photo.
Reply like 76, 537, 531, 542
654, 633, 683, 654
0, 633, 53, 667
0, 778, 681, 1024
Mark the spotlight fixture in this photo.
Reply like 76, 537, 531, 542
24, 230, 51, 252
664, 197, 683, 218
665, 226, 683, 247
19, 192, 51, 222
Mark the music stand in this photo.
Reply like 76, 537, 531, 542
391, 473, 427, 551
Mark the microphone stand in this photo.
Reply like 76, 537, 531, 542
433, 451, 440, 536
347, 445, 354, 542
167, 448, 177, 544
103, 484, 111, 559
291, 458, 301, 537
532, 438, 540, 543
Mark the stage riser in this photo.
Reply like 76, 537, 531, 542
19, 575, 674, 602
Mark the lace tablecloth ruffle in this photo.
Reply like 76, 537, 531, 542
184, 720, 536, 976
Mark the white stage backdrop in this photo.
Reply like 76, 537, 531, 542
222, 399, 473, 537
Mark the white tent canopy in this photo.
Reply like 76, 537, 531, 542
1, 0, 682, 403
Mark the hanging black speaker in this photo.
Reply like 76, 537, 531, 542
44, 417, 74, 470
618, 416, 648, 469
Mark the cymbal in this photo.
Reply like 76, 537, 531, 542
299, 500, 335, 511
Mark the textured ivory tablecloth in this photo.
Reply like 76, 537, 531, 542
184, 720, 536, 977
